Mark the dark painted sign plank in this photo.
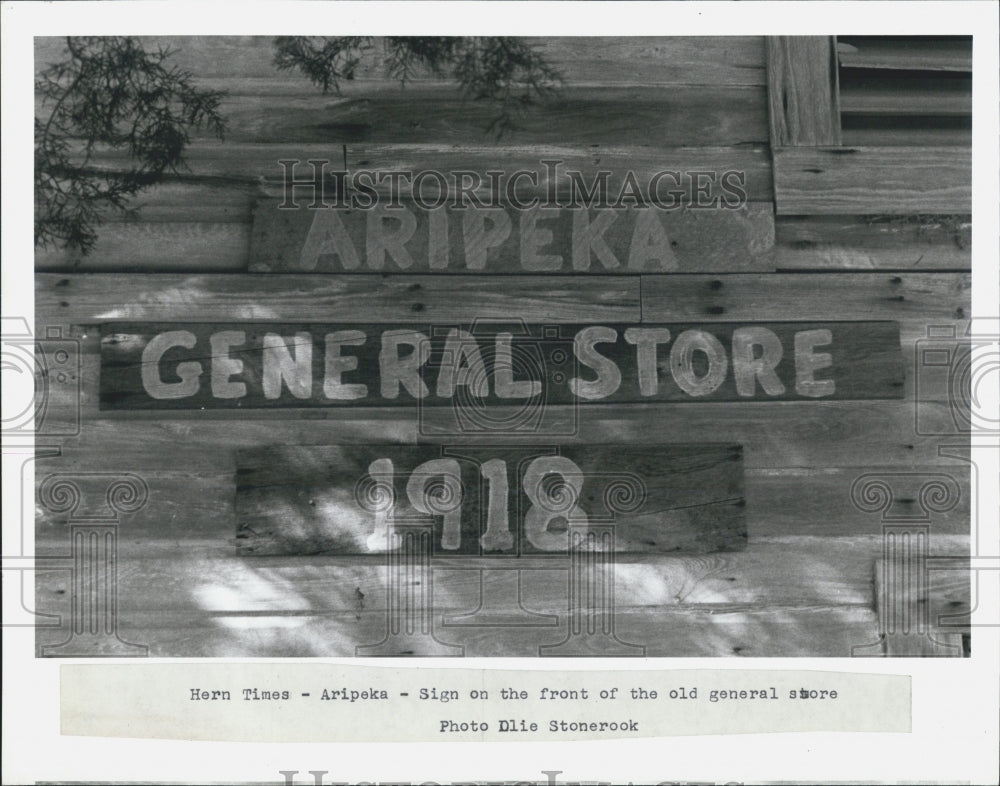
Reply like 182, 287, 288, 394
235, 443, 746, 556
99, 321, 903, 409
248, 200, 775, 273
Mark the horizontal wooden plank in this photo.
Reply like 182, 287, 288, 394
213, 86, 769, 145
34, 534, 969, 613
35, 183, 255, 272
42, 273, 967, 328
35, 462, 970, 568
98, 321, 902, 409
45, 288, 970, 368
48, 312, 960, 383
775, 216, 971, 270
37, 273, 640, 323
840, 123, 971, 148
29, 401, 970, 468
35, 85, 768, 146
535, 37, 767, 87
35, 222, 249, 272
62, 143, 774, 204
43, 182, 256, 226
234, 443, 746, 556
840, 77, 971, 117
35, 36, 767, 87
772, 146, 970, 215
345, 145, 774, 202
747, 467, 971, 537
250, 201, 775, 274
33, 455, 972, 544
35, 455, 972, 544
33, 534, 968, 656
837, 37, 972, 73
642, 272, 969, 323
32, 301, 968, 426
32, 603, 881, 658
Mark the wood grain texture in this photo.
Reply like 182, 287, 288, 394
97, 321, 902, 409
37, 273, 640, 323
45, 182, 256, 225
33, 535, 969, 656
747, 467, 971, 537
766, 37, 841, 147
33, 603, 881, 658
35, 85, 768, 146
840, 124, 971, 148
531, 37, 768, 87
344, 145, 773, 202
212, 86, 769, 146
249, 201, 775, 274
31, 34, 973, 660
60, 143, 774, 203
641, 272, 969, 324
35, 223, 250, 272
34, 454, 972, 543
40, 272, 968, 326
839, 77, 971, 117
31, 309, 971, 467
34, 532, 969, 613
35, 36, 767, 87
35, 184, 255, 272
775, 216, 970, 270
31, 401, 970, 470
837, 37, 972, 73
872, 557, 966, 656
772, 147, 971, 215
234, 443, 746, 556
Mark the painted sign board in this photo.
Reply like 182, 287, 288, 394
248, 200, 775, 273
99, 321, 903, 409
235, 443, 746, 556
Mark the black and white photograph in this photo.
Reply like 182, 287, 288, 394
3, 2, 998, 784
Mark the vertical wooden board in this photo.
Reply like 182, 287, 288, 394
873, 558, 966, 656
249, 200, 775, 273
766, 36, 841, 147
234, 444, 746, 556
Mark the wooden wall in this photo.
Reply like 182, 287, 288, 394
34, 36, 971, 657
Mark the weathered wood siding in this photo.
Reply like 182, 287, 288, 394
34, 36, 971, 657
